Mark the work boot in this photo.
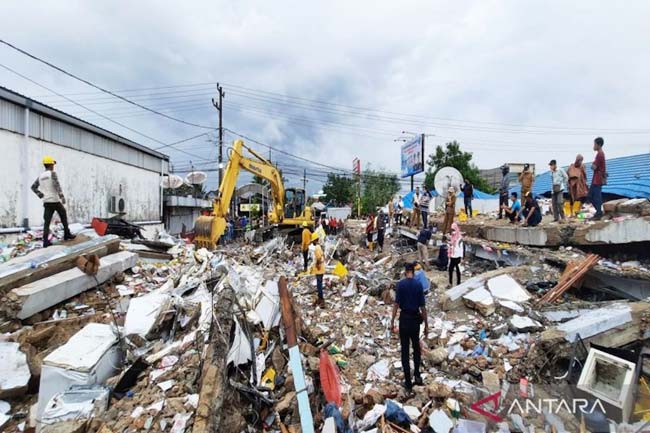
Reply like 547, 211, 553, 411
403, 380, 413, 392
414, 376, 424, 386
64, 232, 76, 241
42, 240, 51, 248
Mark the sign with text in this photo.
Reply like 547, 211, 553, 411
400, 135, 424, 178
240, 203, 260, 212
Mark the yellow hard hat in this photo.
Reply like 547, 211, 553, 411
42, 155, 56, 165
302, 222, 309, 227
415, 263, 422, 270
311, 232, 320, 242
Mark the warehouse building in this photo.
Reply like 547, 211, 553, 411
0, 86, 169, 235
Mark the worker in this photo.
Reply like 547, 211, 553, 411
549, 159, 568, 222
442, 187, 456, 233
414, 263, 430, 294
448, 223, 464, 286
31, 156, 75, 248
366, 214, 375, 250
435, 235, 449, 271
567, 154, 589, 217
376, 209, 386, 252
301, 222, 312, 272
589, 137, 607, 220
390, 262, 428, 391
518, 163, 534, 199
498, 164, 510, 219
394, 196, 404, 225
411, 187, 421, 228
311, 232, 326, 307
416, 223, 432, 270
330, 216, 338, 235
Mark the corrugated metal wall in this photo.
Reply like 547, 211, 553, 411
0, 98, 165, 172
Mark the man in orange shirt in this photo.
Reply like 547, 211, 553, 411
301, 222, 311, 272
311, 233, 326, 307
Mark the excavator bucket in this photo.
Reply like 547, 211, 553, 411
194, 215, 227, 250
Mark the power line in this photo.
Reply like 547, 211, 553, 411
0, 38, 216, 130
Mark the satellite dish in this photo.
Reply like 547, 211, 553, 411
185, 171, 208, 185
161, 175, 183, 189
434, 167, 464, 195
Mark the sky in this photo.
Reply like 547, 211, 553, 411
1, 0, 649, 194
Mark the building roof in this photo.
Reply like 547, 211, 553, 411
510, 153, 650, 198
0, 86, 169, 161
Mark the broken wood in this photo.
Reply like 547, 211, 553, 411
539, 254, 600, 303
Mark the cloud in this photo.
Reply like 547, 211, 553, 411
1, 0, 649, 194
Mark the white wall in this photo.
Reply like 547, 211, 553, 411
0, 129, 162, 228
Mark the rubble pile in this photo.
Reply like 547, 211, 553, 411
0, 216, 648, 432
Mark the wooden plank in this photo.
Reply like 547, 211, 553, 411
0, 235, 120, 293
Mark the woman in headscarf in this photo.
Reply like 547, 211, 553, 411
442, 187, 456, 233
447, 223, 464, 286
567, 154, 589, 217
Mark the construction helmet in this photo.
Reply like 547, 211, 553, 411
311, 232, 320, 242
42, 155, 56, 165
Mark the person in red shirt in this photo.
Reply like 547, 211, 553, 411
589, 137, 607, 220
330, 216, 338, 235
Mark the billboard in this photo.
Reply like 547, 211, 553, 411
400, 135, 424, 178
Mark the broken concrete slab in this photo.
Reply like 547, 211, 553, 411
440, 268, 514, 311
497, 299, 524, 314
38, 323, 123, 419
429, 409, 453, 432
0, 235, 120, 292
0, 342, 31, 399
486, 274, 531, 303
508, 315, 543, 332
462, 287, 495, 316
555, 303, 632, 343
123, 291, 173, 339
4, 251, 137, 320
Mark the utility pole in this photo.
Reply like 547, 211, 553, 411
212, 83, 225, 188
303, 168, 307, 192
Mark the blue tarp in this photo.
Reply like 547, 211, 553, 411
509, 153, 650, 198
401, 188, 497, 209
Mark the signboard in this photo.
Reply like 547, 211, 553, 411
240, 203, 260, 212
400, 135, 424, 178
352, 158, 361, 176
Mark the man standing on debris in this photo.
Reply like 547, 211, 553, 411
31, 156, 75, 247
366, 214, 375, 250
567, 154, 589, 217
442, 187, 456, 233
420, 189, 431, 228
549, 159, 568, 222
376, 209, 386, 252
589, 137, 607, 220
522, 192, 543, 227
311, 233, 326, 307
518, 163, 534, 199
391, 262, 428, 390
394, 195, 404, 225
462, 179, 474, 218
448, 223, 464, 286
411, 186, 421, 228
498, 164, 510, 219
416, 223, 432, 270
301, 222, 312, 272
414, 263, 430, 294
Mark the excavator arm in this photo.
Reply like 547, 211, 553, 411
194, 139, 288, 249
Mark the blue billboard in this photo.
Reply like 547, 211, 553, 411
400, 135, 424, 178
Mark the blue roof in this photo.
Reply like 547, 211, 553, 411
509, 153, 650, 198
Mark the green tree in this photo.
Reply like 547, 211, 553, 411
361, 168, 400, 215
423, 141, 494, 193
252, 174, 269, 187
322, 174, 356, 206
164, 182, 206, 198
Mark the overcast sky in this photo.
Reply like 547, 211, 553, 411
2, 1, 649, 193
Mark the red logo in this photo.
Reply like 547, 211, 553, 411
470, 391, 503, 422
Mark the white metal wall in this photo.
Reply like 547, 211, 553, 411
0, 129, 162, 228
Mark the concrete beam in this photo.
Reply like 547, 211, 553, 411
3, 251, 137, 320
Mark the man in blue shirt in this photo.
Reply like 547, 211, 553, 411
502, 192, 522, 223
391, 262, 429, 390
414, 264, 430, 294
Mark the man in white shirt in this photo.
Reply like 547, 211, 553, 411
549, 159, 569, 222
31, 156, 75, 247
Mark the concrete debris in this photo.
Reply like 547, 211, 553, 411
0, 214, 647, 433
0, 342, 31, 399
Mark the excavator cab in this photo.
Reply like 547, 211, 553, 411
284, 188, 306, 219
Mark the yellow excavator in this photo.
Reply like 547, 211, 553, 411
194, 139, 313, 249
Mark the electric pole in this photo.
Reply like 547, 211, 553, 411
212, 83, 225, 188
303, 168, 307, 192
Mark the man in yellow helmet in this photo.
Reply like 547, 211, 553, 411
301, 222, 312, 272
311, 232, 326, 307
31, 156, 75, 247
